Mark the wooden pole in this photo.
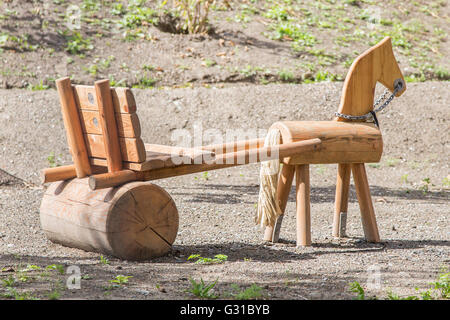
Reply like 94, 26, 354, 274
263, 164, 295, 242
41, 165, 77, 184
295, 164, 311, 247
95, 79, 123, 173
214, 138, 321, 165
201, 138, 264, 154
89, 139, 321, 189
351, 163, 380, 242
333, 163, 351, 238
89, 170, 140, 190
55, 77, 92, 178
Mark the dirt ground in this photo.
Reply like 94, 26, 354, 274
0, 81, 448, 300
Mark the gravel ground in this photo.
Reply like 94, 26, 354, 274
0, 82, 448, 300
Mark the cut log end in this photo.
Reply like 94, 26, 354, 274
40, 179, 179, 260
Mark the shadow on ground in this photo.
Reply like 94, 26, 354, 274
169, 183, 449, 205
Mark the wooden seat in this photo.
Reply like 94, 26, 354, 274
50, 78, 216, 174
43, 78, 321, 188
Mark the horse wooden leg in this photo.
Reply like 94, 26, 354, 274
333, 163, 351, 238
296, 164, 311, 247
351, 163, 380, 242
263, 164, 295, 242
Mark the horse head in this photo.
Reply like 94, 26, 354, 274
336, 37, 406, 120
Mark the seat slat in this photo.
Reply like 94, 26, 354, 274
79, 109, 141, 138
83, 134, 146, 163
73, 85, 137, 114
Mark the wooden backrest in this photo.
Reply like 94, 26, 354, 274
56, 78, 146, 177
72, 84, 146, 164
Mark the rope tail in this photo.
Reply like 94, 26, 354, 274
255, 129, 282, 228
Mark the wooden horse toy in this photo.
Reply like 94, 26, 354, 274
40, 79, 321, 260
259, 36, 406, 246
39, 37, 405, 260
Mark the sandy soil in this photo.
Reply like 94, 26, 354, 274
0, 81, 448, 300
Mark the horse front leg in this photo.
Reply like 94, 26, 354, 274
263, 164, 295, 242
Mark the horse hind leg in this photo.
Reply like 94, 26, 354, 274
333, 163, 351, 238
351, 163, 380, 242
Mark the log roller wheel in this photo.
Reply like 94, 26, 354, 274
40, 179, 179, 260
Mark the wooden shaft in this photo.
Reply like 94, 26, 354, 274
89, 139, 320, 189
295, 164, 311, 247
263, 164, 295, 242
89, 170, 140, 190
201, 138, 264, 154
142, 163, 236, 182
213, 138, 321, 165
56, 77, 92, 178
41, 165, 107, 184
95, 79, 123, 173
351, 163, 380, 242
41, 165, 77, 184
333, 163, 351, 238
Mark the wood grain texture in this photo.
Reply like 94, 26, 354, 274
351, 163, 380, 242
55, 77, 92, 178
296, 164, 311, 247
73, 85, 137, 114
41, 165, 77, 184
144, 144, 216, 169
270, 121, 383, 165
89, 170, 138, 190
40, 179, 179, 260
336, 36, 406, 119
333, 163, 351, 238
201, 138, 264, 154
79, 110, 141, 138
95, 79, 123, 172
84, 134, 146, 163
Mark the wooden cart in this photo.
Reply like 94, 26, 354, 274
40, 37, 405, 260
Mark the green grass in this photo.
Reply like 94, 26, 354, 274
349, 269, 450, 300
187, 254, 228, 264
28, 80, 50, 91
100, 255, 110, 265
229, 284, 264, 300
278, 69, 295, 82
187, 278, 218, 299
45, 264, 65, 275
63, 31, 94, 55
202, 59, 217, 68
2, 275, 16, 288
0, 0, 449, 88
133, 74, 158, 88
110, 275, 132, 286
349, 281, 368, 300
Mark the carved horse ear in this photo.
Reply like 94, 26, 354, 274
336, 36, 406, 119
